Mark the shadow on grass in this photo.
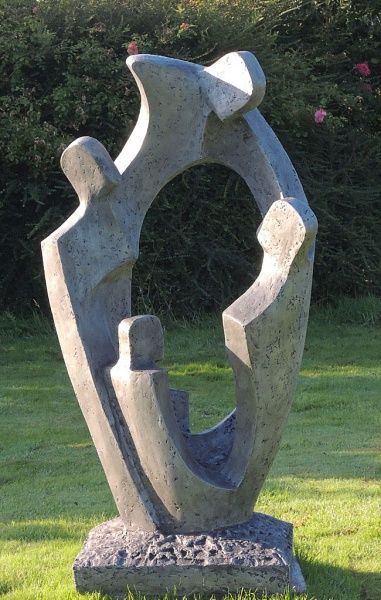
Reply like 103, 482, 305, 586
0, 520, 86, 542
0, 582, 12, 596
299, 555, 381, 600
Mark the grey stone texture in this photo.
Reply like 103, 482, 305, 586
42, 50, 317, 596
74, 513, 306, 597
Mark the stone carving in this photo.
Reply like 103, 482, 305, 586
42, 51, 317, 597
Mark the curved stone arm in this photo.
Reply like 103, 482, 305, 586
222, 198, 317, 499
106, 200, 316, 532
42, 51, 317, 533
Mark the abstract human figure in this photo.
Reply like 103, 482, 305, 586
42, 50, 317, 596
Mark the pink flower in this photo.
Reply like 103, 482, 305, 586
179, 22, 190, 31
354, 62, 371, 77
314, 108, 327, 124
127, 41, 139, 56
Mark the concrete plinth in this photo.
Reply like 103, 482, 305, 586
74, 513, 306, 597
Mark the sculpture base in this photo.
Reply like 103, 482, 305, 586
73, 513, 306, 597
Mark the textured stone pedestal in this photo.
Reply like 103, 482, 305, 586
74, 513, 306, 597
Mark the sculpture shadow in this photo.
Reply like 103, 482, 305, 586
297, 556, 380, 600
0, 520, 87, 543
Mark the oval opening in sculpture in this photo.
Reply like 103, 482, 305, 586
132, 163, 262, 434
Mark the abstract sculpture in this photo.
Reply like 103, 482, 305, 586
42, 51, 317, 597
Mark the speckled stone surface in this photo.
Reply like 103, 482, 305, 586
42, 51, 317, 535
74, 513, 306, 597
42, 50, 317, 597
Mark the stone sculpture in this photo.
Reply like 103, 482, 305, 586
42, 51, 317, 597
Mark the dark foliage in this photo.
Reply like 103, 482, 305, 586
0, 0, 379, 316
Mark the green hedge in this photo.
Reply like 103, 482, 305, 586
0, 0, 379, 316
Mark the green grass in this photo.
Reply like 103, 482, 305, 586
0, 299, 380, 600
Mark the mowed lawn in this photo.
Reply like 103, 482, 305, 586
0, 301, 380, 600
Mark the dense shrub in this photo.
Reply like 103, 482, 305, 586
263, 0, 381, 302
0, 0, 379, 316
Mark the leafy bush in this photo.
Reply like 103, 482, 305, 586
0, 0, 379, 316
262, 0, 381, 303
